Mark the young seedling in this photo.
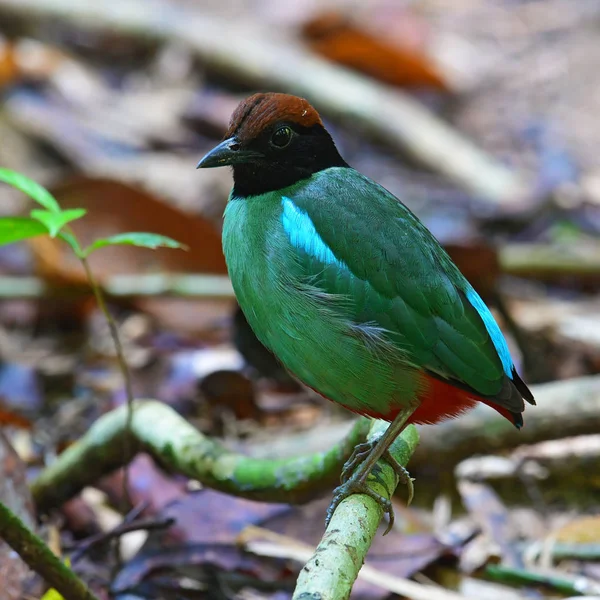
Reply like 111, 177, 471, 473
0, 167, 186, 506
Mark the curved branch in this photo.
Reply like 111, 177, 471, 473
32, 400, 370, 512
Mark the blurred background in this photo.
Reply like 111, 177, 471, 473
1, 0, 600, 598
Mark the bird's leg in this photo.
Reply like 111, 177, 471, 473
326, 407, 417, 535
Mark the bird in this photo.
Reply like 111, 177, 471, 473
197, 92, 534, 533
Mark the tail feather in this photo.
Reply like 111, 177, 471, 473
512, 367, 535, 405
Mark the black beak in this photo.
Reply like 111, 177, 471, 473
196, 137, 263, 169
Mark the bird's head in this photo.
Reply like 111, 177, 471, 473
197, 93, 347, 197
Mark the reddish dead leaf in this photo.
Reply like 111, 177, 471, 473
27, 177, 232, 333
0, 39, 19, 87
98, 454, 188, 515
302, 11, 448, 91
158, 490, 289, 546
445, 242, 500, 300
0, 404, 32, 429
60, 496, 102, 540
29, 177, 226, 283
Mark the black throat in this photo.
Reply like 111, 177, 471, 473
232, 124, 348, 197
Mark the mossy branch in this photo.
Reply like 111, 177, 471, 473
293, 421, 419, 600
32, 400, 371, 512
0, 501, 100, 600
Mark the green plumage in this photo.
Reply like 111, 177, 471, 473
223, 167, 525, 421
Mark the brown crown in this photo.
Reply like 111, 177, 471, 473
226, 93, 322, 142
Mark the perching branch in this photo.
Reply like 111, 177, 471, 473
243, 525, 471, 600
0, 501, 100, 600
292, 421, 420, 600
0, 0, 529, 206
239, 423, 468, 599
32, 400, 370, 513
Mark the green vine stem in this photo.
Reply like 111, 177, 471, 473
78, 254, 135, 503
32, 400, 371, 512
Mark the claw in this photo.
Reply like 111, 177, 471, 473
325, 479, 395, 534
382, 449, 415, 505
328, 442, 415, 535
340, 440, 374, 483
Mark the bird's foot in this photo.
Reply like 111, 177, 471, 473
340, 438, 380, 483
326, 477, 396, 535
381, 449, 415, 506
341, 440, 415, 505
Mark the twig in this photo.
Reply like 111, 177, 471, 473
69, 516, 174, 563
0, 0, 529, 206
499, 242, 600, 280
79, 255, 135, 509
32, 400, 371, 512
455, 434, 600, 507
519, 541, 600, 562
0, 274, 234, 299
0, 501, 100, 600
486, 564, 600, 596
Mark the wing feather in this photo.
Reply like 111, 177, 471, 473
286, 167, 533, 411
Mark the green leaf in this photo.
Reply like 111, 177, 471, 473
83, 232, 187, 257
31, 208, 86, 237
0, 168, 61, 212
0, 217, 49, 247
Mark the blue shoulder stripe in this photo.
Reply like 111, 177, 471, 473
281, 197, 347, 269
465, 288, 514, 377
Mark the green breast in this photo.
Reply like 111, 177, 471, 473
222, 191, 420, 417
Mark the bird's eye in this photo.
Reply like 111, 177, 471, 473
271, 126, 293, 148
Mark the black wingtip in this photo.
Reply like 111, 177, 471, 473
511, 367, 535, 405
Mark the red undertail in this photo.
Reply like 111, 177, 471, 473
357, 373, 516, 426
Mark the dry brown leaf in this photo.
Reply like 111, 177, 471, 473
0, 37, 76, 88
302, 11, 448, 91
445, 242, 500, 300
0, 402, 32, 429
27, 177, 232, 333
0, 39, 18, 87
29, 176, 226, 283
